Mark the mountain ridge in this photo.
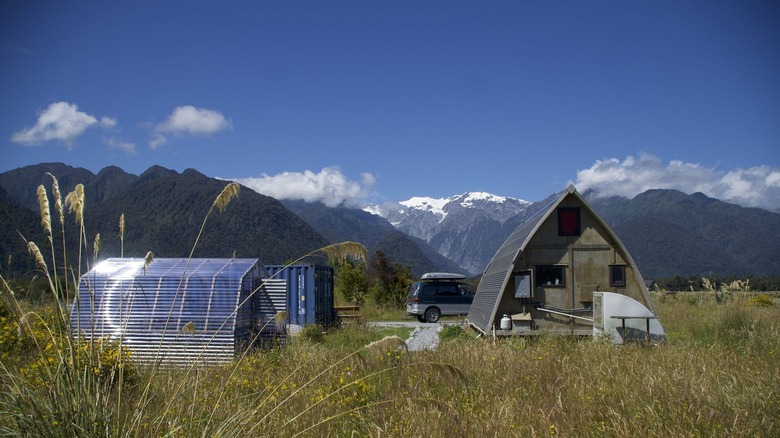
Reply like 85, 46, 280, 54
280, 199, 467, 277
0, 163, 460, 278
3, 163, 778, 281
369, 192, 534, 274
370, 188, 780, 279
0, 164, 330, 277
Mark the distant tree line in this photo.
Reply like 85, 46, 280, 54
334, 250, 413, 308
657, 274, 780, 292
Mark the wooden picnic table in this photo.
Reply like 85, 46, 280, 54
334, 305, 361, 323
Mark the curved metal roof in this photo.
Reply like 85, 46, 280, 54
467, 190, 563, 333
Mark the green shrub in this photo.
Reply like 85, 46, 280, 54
748, 294, 774, 308
439, 324, 466, 342
299, 323, 326, 342
21, 337, 137, 390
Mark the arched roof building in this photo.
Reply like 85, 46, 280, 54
467, 185, 665, 343
70, 258, 286, 364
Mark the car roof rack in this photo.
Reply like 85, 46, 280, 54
420, 272, 466, 281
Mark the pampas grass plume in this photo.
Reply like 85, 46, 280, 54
64, 183, 85, 224
180, 321, 196, 335
119, 214, 125, 258
27, 241, 47, 273
93, 233, 101, 259
46, 172, 63, 225
214, 182, 240, 213
36, 185, 52, 238
17, 312, 34, 337
143, 251, 154, 274
319, 241, 367, 265
364, 335, 408, 353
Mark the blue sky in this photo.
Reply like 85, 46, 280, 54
2, 1, 779, 210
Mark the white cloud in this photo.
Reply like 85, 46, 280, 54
149, 133, 167, 149
99, 117, 117, 128
766, 171, 780, 187
11, 101, 115, 147
150, 105, 232, 149
234, 167, 376, 207
104, 137, 137, 155
573, 152, 780, 211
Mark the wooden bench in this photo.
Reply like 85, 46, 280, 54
334, 305, 361, 323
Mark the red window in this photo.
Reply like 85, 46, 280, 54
558, 207, 581, 236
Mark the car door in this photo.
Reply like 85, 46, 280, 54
436, 282, 459, 315
458, 283, 475, 314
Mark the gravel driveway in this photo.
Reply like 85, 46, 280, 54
368, 321, 460, 351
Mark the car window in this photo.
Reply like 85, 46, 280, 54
458, 284, 475, 295
421, 284, 436, 296
437, 283, 459, 296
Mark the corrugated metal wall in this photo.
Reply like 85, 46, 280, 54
253, 278, 288, 347
265, 264, 335, 326
70, 258, 269, 365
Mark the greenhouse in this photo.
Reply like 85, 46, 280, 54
70, 258, 285, 365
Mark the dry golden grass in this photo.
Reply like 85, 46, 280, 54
119, 213, 125, 258
2, 289, 777, 437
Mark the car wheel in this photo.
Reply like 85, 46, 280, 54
424, 307, 441, 323
416, 315, 427, 323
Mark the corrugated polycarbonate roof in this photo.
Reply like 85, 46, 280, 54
70, 258, 263, 364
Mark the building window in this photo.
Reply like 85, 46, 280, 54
610, 265, 626, 288
536, 265, 566, 287
558, 207, 581, 236
514, 271, 533, 298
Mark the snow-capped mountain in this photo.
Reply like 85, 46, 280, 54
367, 192, 533, 274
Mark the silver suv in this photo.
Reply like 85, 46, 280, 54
406, 272, 475, 323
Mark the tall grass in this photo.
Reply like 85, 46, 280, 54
1, 177, 778, 436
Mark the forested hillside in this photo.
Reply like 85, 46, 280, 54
0, 164, 329, 277
281, 200, 466, 277
0, 163, 459, 279
589, 189, 780, 278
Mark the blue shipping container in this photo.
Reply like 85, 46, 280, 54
264, 264, 335, 327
